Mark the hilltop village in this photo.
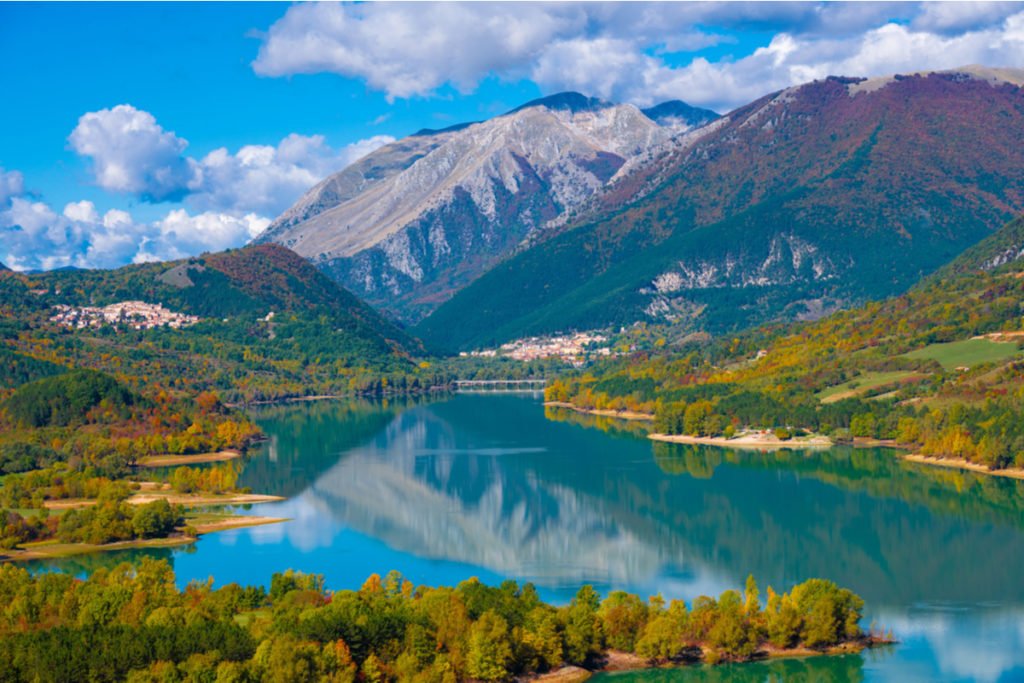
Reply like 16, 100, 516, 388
461, 332, 615, 364
49, 301, 199, 330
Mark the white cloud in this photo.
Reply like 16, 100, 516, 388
62, 200, 99, 224
532, 9, 1024, 110
0, 168, 24, 206
252, 2, 588, 99
0, 175, 273, 271
143, 209, 270, 261
68, 104, 394, 218
189, 133, 394, 216
912, 1, 1023, 34
68, 105, 200, 201
252, 2, 1024, 112
532, 38, 649, 103
6, 104, 395, 271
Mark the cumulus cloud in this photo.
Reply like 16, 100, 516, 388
662, 12, 1024, 110
69, 105, 200, 201
139, 209, 270, 262
190, 133, 394, 216
252, 2, 1024, 111
527, 7, 1024, 110
912, 1, 1023, 34
0, 176, 271, 271
0, 168, 25, 206
8, 105, 394, 271
68, 105, 393, 218
252, 2, 588, 99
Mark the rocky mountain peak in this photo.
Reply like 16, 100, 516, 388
507, 91, 613, 115
641, 100, 720, 128
256, 91, 717, 323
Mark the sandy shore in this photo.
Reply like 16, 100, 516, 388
903, 454, 1024, 480
544, 401, 655, 421
45, 493, 283, 510
529, 667, 592, 683
139, 449, 242, 468
189, 515, 288, 534
649, 432, 833, 450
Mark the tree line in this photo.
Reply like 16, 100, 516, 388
0, 559, 872, 682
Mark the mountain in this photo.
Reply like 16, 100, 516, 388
415, 67, 1024, 351
640, 100, 719, 128
255, 93, 718, 323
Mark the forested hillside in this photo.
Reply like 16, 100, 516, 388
0, 244, 442, 402
546, 214, 1024, 471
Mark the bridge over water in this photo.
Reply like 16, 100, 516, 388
453, 379, 548, 391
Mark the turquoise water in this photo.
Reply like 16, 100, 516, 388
29, 393, 1024, 681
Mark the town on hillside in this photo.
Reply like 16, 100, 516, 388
50, 301, 199, 330
461, 332, 615, 364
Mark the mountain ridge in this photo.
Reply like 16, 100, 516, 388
255, 91, 720, 323
415, 68, 1024, 351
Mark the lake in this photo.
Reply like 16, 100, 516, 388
30, 393, 1024, 682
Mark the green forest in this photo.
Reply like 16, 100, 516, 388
0, 560, 873, 682
546, 216, 1024, 471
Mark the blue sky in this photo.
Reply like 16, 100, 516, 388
2, 1, 1023, 270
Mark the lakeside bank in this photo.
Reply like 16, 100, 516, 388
532, 635, 894, 682
1, 514, 287, 562
138, 449, 243, 467
649, 432, 833, 450
545, 401, 1024, 480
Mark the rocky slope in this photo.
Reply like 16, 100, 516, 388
255, 93, 718, 323
415, 66, 1024, 351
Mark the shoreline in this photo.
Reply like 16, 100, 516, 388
649, 432, 834, 450
138, 449, 243, 467
226, 394, 344, 408
544, 401, 654, 421
1, 515, 289, 562
225, 384, 454, 408
902, 453, 1024, 481
531, 637, 891, 682
44, 487, 285, 511
546, 400, 1024, 481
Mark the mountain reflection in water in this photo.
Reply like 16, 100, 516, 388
29, 394, 1024, 682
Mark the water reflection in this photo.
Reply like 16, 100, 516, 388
239, 396, 1024, 607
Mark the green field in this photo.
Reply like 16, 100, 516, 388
817, 371, 923, 404
903, 338, 1022, 371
